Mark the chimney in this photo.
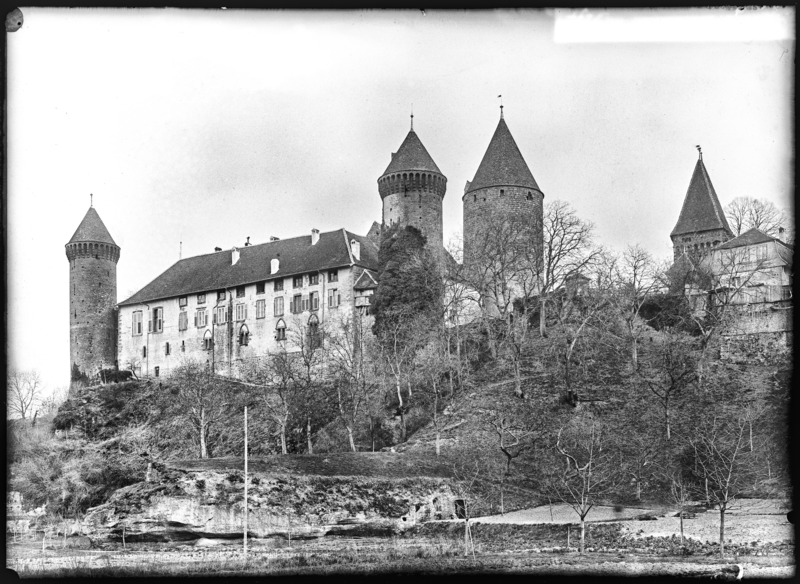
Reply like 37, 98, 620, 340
214, 246, 222, 252
271, 258, 280, 274
311, 228, 320, 245
270, 236, 280, 242
244, 236, 251, 247
350, 238, 361, 261
231, 247, 240, 265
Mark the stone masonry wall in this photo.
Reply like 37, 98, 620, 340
463, 185, 543, 267
382, 190, 443, 252
68, 246, 118, 380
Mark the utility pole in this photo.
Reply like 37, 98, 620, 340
243, 405, 248, 556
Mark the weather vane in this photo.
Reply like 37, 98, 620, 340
498, 94, 504, 119
696, 145, 702, 160
90, 193, 93, 207
410, 103, 414, 131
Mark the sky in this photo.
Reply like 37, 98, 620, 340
6, 7, 795, 394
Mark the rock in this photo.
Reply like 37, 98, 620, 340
194, 538, 222, 547
64, 535, 93, 549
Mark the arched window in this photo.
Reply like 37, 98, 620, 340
239, 324, 250, 346
203, 330, 213, 351
527, 191, 533, 201
275, 319, 286, 341
308, 314, 321, 350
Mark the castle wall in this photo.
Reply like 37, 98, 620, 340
382, 190, 443, 252
68, 245, 119, 380
462, 185, 543, 267
117, 266, 362, 379
671, 228, 731, 262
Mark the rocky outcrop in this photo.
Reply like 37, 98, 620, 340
83, 467, 456, 543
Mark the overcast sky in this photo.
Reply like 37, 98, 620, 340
6, 7, 795, 393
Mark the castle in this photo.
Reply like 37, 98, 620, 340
67, 110, 544, 382
66, 113, 792, 384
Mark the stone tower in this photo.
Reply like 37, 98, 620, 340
65, 205, 120, 384
377, 117, 447, 254
670, 148, 733, 262
463, 109, 544, 268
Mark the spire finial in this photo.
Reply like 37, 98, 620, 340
410, 103, 414, 131
696, 144, 702, 161
498, 94, 503, 119
179, 241, 182, 260
90, 193, 93, 208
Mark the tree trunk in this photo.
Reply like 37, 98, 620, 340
307, 416, 313, 454
705, 478, 710, 506
665, 399, 671, 441
435, 430, 441, 456
539, 298, 547, 337
199, 407, 208, 459
579, 519, 586, 554
636, 478, 641, 501
631, 337, 638, 370
346, 424, 357, 452
719, 507, 725, 557
513, 358, 523, 398
280, 428, 287, 455
679, 510, 684, 547
464, 518, 470, 557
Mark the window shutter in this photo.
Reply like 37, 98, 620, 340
148, 319, 152, 333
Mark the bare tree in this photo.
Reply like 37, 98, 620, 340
724, 196, 789, 237
538, 200, 604, 338
326, 311, 378, 452
544, 415, 619, 554
687, 410, 761, 557
7, 369, 43, 421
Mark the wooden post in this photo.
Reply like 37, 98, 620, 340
243, 406, 248, 557
567, 525, 570, 550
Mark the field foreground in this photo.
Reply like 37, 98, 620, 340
7, 499, 793, 578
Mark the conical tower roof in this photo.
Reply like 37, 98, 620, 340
67, 207, 117, 246
671, 157, 732, 237
381, 130, 443, 176
466, 118, 539, 194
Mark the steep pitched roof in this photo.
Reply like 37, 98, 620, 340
381, 130, 443, 176
119, 229, 379, 306
671, 158, 733, 237
714, 227, 775, 250
466, 118, 539, 194
67, 207, 117, 246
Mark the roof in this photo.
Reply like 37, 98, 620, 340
119, 229, 379, 306
67, 207, 117, 246
714, 227, 776, 250
381, 130, 443, 176
670, 158, 733, 237
465, 118, 539, 194
353, 269, 378, 290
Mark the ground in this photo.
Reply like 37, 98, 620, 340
7, 498, 793, 577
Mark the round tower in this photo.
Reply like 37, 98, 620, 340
378, 116, 447, 253
463, 109, 544, 268
65, 203, 120, 384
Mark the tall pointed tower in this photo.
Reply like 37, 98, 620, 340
65, 204, 120, 384
670, 148, 733, 262
377, 116, 447, 253
463, 108, 544, 267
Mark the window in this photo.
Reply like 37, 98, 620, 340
293, 275, 303, 288
215, 306, 228, 324
181, 340, 185, 353
275, 319, 286, 341
203, 330, 213, 351
256, 282, 265, 295
274, 296, 284, 317
195, 309, 207, 328
179, 296, 188, 307
132, 311, 143, 336
235, 303, 247, 321
142, 346, 147, 358
310, 291, 319, 311
500, 189, 504, 196
256, 299, 266, 319
165, 342, 171, 356
154, 366, 160, 377
274, 279, 284, 292
150, 307, 163, 333
308, 315, 321, 350
301, 295, 310, 312
239, 325, 250, 346
236, 285, 246, 298
178, 311, 188, 331
197, 293, 206, 305
328, 270, 338, 283
292, 294, 302, 313
526, 192, 533, 201
217, 290, 226, 301
309, 273, 319, 286
328, 288, 340, 308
